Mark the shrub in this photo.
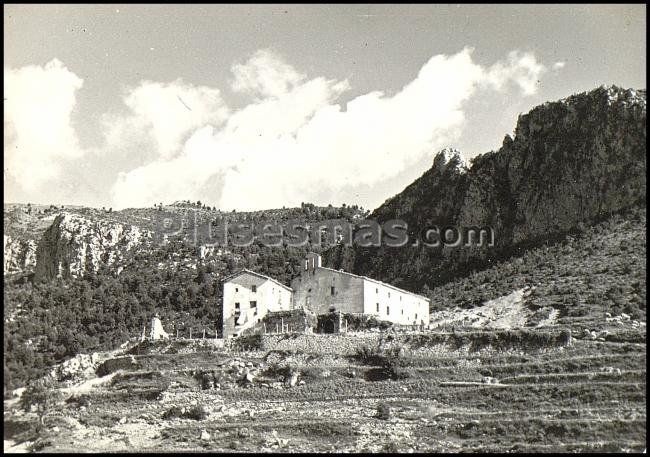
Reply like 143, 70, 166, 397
382, 442, 400, 453
162, 404, 208, 420
376, 402, 391, 420
388, 366, 412, 380
65, 393, 91, 407
354, 343, 405, 367
185, 404, 208, 420
262, 362, 295, 380
162, 405, 184, 420
20, 380, 63, 412
231, 334, 263, 351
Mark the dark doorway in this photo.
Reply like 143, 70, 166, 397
323, 320, 335, 334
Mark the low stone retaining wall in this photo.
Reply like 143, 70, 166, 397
227, 328, 572, 355
258, 333, 383, 355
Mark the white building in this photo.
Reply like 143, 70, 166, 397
291, 253, 430, 327
222, 269, 292, 338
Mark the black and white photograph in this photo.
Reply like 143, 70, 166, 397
3, 4, 646, 453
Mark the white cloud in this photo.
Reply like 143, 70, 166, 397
110, 48, 549, 211
4, 59, 84, 191
3, 49, 552, 210
553, 61, 566, 70
231, 49, 306, 99
102, 79, 229, 160
483, 50, 546, 95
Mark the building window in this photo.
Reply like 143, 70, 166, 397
250, 301, 257, 308
251, 285, 257, 293
235, 302, 240, 310
388, 292, 391, 298
400, 296, 402, 301
415, 313, 418, 320
401, 309, 404, 315
235, 287, 238, 292
376, 288, 378, 293
387, 306, 390, 315
331, 286, 335, 295
376, 303, 379, 313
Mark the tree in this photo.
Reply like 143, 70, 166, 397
195, 265, 208, 284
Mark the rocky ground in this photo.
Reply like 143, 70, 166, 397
4, 323, 646, 453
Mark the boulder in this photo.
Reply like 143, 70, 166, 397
285, 372, 299, 388
96, 355, 140, 377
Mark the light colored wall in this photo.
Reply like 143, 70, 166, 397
362, 279, 429, 326
222, 272, 292, 338
290, 263, 430, 327
291, 268, 364, 315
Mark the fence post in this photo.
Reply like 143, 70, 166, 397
264, 323, 267, 334
281, 318, 284, 334
189, 328, 192, 339
203, 329, 205, 339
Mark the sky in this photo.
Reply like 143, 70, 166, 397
3, 4, 646, 211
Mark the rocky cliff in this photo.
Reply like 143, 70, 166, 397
4, 235, 38, 275
33, 212, 152, 281
325, 85, 646, 291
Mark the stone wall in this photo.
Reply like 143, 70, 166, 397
233, 328, 573, 356
256, 333, 383, 355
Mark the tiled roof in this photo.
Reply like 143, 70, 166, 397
222, 269, 292, 292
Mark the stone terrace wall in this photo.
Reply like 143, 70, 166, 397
236, 328, 573, 356
257, 333, 383, 355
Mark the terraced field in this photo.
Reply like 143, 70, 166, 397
4, 331, 645, 453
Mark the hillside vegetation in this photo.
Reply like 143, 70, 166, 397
428, 205, 646, 331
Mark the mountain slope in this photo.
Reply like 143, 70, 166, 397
325, 86, 646, 291
428, 206, 646, 333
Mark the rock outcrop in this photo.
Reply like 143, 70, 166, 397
325, 85, 646, 291
4, 235, 38, 275
33, 212, 152, 281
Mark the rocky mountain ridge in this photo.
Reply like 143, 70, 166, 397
325, 85, 646, 291
3, 203, 366, 280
